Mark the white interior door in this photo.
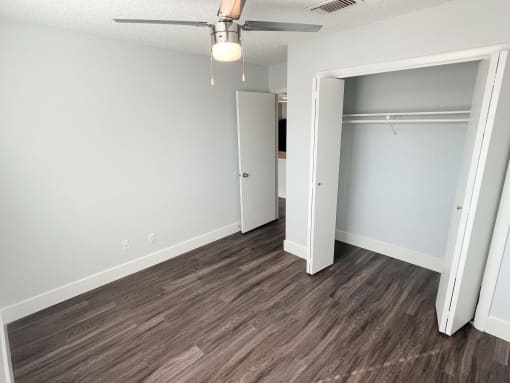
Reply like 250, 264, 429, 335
236, 91, 277, 233
436, 51, 510, 335
307, 77, 345, 274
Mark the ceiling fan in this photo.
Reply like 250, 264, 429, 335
114, 0, 322, 83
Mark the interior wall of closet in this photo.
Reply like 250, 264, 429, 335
336, 61, 480, 270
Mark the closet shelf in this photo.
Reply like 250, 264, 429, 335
343, 110, 470, 124
344, 119, 470, 124
343, 110, 470, 117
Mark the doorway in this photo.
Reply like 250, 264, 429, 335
277, 93, 287, 200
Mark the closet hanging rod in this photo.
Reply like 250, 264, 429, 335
343, 118, 470, 124
343, 110, 471, 117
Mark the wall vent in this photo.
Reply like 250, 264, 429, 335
309, 0, 359, 14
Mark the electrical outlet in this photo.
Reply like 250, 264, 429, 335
121, 240, 130, 250
148, 233, 156, 244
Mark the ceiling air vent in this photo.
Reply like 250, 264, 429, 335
309, 0, 359, 14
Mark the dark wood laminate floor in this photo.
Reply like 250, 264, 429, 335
8, 200, 510, 382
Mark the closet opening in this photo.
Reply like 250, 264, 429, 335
307, 50, 510, 336
336, 62, 478, 274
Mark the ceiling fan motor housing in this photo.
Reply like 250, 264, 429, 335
211, 21, 241, 46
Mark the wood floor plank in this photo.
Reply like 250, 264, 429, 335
7, 199, 510, 382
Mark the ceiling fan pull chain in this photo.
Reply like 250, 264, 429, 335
210, 47, 215, 87
241, 39, 246, 82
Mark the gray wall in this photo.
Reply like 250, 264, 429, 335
269, 62, 287, 91
337, 63, 478, 258
0, 21, 268, 309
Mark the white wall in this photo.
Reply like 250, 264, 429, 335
285, 0, 510, 250
337, 63, 477, 259
491, 232, 510, 320
269, 62, 287, 91
0, 21, 268, 310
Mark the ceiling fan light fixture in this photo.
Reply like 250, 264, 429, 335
212, 42, 242, 62
114, 0, 324, 70
211, 21, 242, 62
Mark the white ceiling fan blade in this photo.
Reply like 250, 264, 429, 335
113, 19, 211, 28
217, 0, 246, 20
242, 21, 322, 32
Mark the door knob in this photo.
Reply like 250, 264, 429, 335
456, 205, 463, 211
317, 182, 323, 186
242, 172, 249, 178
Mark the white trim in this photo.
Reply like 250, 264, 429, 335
0, 320, 13, 383
319, 44, 510, 79
283, 240, 307, 260
270, 88, 287, 95
485, 316, 510, 343
1, 222, 240, 324
335, 230, 443, 273
474, 161, 510, 331
306, 77, 319, 274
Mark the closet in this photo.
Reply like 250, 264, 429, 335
337, 62, 478, 273
307, 51, 510, 336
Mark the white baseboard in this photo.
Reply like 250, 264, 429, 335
0, 320, 13, 383
283, 240, 307, 260
335, 230, 443, 273
1, 222, 240, 324
485, 316, 510, 342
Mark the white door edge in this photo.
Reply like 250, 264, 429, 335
441, 51, 508, 335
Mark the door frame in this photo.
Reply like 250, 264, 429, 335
474, 161, 510, 341
274, 89, 287, 214
307, 44, 510, 333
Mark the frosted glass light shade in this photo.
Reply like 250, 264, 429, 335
212, 42, 242, 62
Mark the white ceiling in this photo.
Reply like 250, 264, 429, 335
0, 0, 454, 65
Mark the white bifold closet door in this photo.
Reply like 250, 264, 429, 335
307, 77, 345, 274
307, 51, 510, 336
436, 51, 510, 335
236, 91, 277, 233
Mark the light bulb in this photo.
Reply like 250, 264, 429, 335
212, 42, 242, 62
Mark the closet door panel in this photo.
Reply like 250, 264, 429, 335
449, 51, 510, 334
307, 77, 345, 274
435, 58, 493, 332
436, 51, 510, 335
